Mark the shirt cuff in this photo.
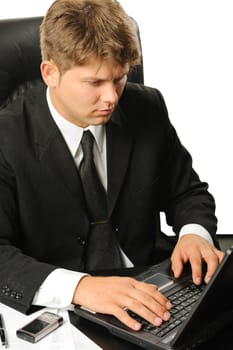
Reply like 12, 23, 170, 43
32, 268, 87, 308
179, 224, 214, 245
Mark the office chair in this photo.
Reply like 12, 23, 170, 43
0, 16, 144, 108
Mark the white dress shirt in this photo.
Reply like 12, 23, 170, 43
32, 88, 213, 308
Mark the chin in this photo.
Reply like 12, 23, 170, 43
92, 116, 110, 125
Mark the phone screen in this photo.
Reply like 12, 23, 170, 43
22, 319, 49, 334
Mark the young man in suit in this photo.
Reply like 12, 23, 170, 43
0, 0, 224, 331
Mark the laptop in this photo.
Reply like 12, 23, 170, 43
74, 247, 233, 350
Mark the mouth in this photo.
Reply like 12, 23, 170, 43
97, 107, 114, 115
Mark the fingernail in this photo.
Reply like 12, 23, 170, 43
134, 322, 141, 330
174, 268, 181, 279
154, 317, 162, 326
166, 301, 172, 309
163, 311, 170, 321
194, 277, 201, 285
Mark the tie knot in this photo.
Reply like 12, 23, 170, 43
81, 130, 94, 158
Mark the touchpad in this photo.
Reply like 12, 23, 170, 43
144, 273, 174, 290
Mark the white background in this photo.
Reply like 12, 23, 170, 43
1, 1, 233, 235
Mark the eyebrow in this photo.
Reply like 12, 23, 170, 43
83, 72, 128, 82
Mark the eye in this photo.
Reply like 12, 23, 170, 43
88, 80, 103, 86
114, 75, 127, 85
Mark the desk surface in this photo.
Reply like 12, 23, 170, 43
70, 312, 233, 350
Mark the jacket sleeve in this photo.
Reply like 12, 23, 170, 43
0, 149, 56, 314
156, 90, 218, 246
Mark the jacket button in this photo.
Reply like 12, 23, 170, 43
10, 291, 17, 298
1, 286, 11, 295
16, 292, 22, 299
77, 236, 86, 246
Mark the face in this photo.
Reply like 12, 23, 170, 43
41, 56, 129, 128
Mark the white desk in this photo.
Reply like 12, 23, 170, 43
0, 303, 101, 349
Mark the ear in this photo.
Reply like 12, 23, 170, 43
40, 60, 60, 87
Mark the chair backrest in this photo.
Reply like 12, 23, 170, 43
0, 16, 144, 107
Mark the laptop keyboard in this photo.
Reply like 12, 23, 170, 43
128, 282, 205, 338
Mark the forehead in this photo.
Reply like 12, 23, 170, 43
69, 56, 129, 79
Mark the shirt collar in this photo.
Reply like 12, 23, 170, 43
46, 88, 105, 157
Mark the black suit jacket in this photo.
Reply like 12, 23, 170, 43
0, 81, 217, 313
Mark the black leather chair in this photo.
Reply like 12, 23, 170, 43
0, 16, 144, 108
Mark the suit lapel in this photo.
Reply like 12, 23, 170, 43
106, 106, 133, 216
39, 133, 85, 204
31, 86, 85, 205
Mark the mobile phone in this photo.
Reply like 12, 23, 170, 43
16, 311, 63, 343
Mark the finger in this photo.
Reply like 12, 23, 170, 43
217, 249, 225, 263
120, 294, 170, 328
188, 253, 203, 285
113, 306, 142, 331
134, 281, 171, 310
171, 250, 187, 279
204, 249, 225, 283
118, 280, 171, 326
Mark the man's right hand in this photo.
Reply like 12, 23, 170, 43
72, 275, 172, 331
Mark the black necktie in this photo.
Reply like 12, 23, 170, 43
79, 130, 123, 271
79, 130, 107, 222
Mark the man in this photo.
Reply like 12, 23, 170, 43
0, 0, 223, 332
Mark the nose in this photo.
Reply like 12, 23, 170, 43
101, 82, 119, 105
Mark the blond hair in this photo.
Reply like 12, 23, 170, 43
40, 0, 141, 73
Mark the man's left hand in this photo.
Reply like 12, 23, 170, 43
171, 234, 224, 285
